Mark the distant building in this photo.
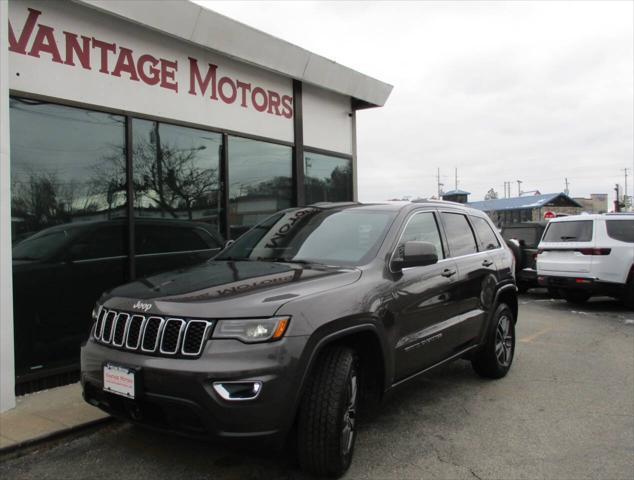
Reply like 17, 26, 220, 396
468, 193, 583, 227
573, 194, 608, 214
442, 189, 471, 204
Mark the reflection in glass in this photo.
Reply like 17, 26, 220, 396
131, 120, 222, 230
130, 120, 224, 282
304, 152, 352, 204
10, 98, 127, 381
228, 136, 292, 238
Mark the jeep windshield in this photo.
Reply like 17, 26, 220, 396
217, 207, 396, 267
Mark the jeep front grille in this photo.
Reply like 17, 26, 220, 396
94, 308, 213, 358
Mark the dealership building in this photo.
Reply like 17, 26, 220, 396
0, 0, 391, 411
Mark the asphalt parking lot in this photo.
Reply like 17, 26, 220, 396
1, 291, 633, 480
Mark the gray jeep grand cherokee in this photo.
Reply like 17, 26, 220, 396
81, 201, 518, 477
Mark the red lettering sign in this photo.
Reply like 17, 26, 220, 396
8, 6, 293, 118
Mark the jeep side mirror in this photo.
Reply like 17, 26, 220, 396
392, 241, 438, 271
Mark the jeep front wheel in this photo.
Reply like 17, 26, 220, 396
297, 346, 358, 477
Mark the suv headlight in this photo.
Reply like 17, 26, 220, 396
212, 316, 290, 343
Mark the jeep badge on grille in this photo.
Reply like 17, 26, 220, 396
132, 301, 152, 312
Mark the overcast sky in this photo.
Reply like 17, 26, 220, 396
197, 1, 633, 205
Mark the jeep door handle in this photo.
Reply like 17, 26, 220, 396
441, 268, 457, 278
482, 260, 494, 267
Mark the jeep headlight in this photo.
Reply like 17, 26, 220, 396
212, 316, 290, 343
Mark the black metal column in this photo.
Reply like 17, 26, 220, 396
220, 133, 230, 240
125, 116, 136, 280
292, 80, 305, 206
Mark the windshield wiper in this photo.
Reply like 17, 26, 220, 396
560, 236, 577, 240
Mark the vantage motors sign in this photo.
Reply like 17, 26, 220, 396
7, 0, 294, 142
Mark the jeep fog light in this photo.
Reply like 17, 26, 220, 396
212, 316, 290, 343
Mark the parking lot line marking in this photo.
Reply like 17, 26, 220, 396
520, 327, 553, 343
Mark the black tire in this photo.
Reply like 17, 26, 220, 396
472, 303, 515, 379
561, 289, 591, 305
297, 346, 359, 478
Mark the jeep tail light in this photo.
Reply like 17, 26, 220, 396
577, 248, 611, 255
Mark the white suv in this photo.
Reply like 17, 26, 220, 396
536, 213, 633, 307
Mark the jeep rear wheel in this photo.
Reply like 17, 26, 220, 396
472, 303, 515, 379
297, 346, 358, 477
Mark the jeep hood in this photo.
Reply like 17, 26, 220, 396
102, 260, 361, 318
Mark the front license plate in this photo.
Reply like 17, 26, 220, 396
103, 364, 135, 399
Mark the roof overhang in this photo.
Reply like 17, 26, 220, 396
72, 0, 393, 108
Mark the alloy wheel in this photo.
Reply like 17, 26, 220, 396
495, 315, 513, 367
341, 373, 357, 456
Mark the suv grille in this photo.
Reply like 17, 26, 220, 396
94, 308, 213, 358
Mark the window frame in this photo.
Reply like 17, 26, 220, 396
389, 208, 448, 273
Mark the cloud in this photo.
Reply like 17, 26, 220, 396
196, 1, 633, 205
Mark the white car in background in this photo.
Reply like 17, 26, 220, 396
536, 213, 634, 307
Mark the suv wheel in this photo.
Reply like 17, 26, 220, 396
297, 346, 358, 477
472, 303, 515, 379
560, 289, 591, 305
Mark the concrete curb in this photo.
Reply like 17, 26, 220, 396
0, 416, 115, 460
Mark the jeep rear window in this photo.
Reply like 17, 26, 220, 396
606, 220, 634, 243
542, 220, 593, 242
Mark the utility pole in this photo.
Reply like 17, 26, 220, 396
454, 167, 458, 191
614, 184, 621, 212
624, 168, 630, 211
517, 180, 523, 197
436, 168, 443, 198
564, 178, 569, 196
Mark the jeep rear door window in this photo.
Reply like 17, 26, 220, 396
217, 208, 395, 266
399, 212, 444, 259
606, 220, 634, 243
440, 213, 478, 257
542, 221, 593, 242
471, 216, 501, 251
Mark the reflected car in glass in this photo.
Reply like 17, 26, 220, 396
13, 218, 223, 382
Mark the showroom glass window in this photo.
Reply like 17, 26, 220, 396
131, 120, 224, 277
228, 136, 292, 238
304, 152, 353, 204
10, 98, 126, 379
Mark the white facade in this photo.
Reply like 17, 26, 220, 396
0, 0, 391, 412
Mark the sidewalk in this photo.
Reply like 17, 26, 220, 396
0, 383, 110, 452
